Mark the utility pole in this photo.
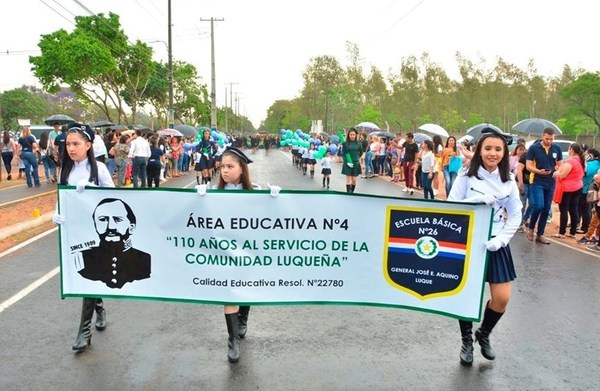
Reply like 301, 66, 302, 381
168, 0, 174, 128
200, 17, 224, 130
224, 82, 237, 132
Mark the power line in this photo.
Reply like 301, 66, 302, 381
375, 0, 426, 41
37, 0, 76, 25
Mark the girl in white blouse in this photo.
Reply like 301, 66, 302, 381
448, 128, 522, 366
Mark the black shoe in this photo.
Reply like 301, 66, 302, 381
95, 308, 106, 331
475, 328, 495, 360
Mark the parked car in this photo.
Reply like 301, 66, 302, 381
29, 125, 54, 141
525, 139, 574, 160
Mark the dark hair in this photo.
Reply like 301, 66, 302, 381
570, 143, 586, 171
2, 131, 10, 145
466, 133, 511, 182
406, 132, 413, 139
511, 143, 526, 156
60, 132, 99, 185
93, 198, 136, 225
445, 136, 458, 153
422, 139, 434, 151
587, 148, 600, 160
542, 128, 556, 136
119, 135, 128, 144
217, 150, 253, 190
39, 132, 49, 150
432, 135, 443, 154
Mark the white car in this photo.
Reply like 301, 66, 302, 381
525, 139, 574, 160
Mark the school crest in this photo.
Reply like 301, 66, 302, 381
384, 207, 473, 299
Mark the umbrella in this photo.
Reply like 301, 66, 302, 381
418, 123, 449, 138
175, 124, 199, 138
412, 132, 433, 143
465, 123, 503, 141
109, 125, 129, 131
456, 134, 474, 146
91, 120, 114, 128
370, 131, 397, 140
512, 118, 562, 136
44, 114, 75, 126
157, 128, 184, 137
355, 121, 381, 131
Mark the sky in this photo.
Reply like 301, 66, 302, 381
1, 0, 599, 128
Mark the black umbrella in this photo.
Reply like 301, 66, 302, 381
109, 125, 129, 131
512, 118, 562, 136
44, 114, 75, 126
91, 120, 114, 128
465, 123, 503, 141
371, 131, 397, 139
174, 124, 199, 138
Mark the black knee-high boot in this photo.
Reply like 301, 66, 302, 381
225, 313, 240, 363
459, 320, 473, 365
238, 306, 250, 338
475, 303, 504, 360
326, 177, 330, 188
322, 178, 326, 188
94, 299, 106, 331
350, 185, 356, 193
310, 170, 314, 178
196, 176, 200, 185
73, 298, 95, 352
346, 184, 351, 193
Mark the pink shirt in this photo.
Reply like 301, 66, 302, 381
562, 156, 584, 192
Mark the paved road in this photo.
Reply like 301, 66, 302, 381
0, 149, 598, 390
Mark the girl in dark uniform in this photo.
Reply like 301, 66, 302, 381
447, 128, 522, 366
52, 122, 115, 353
196, 146, 260, 363
341, 128, 364, 193
196, 129, 216, 185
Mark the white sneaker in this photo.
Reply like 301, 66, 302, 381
402, 187, 408, 192
409, 189, 414, 195
433, 189, 439, 196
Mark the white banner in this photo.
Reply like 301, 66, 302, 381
58, 187, 492, 320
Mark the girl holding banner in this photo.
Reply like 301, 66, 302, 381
52, 122, 115, 353
195, 146, 279, 363
448, 127, 522, 366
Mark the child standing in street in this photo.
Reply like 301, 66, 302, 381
321, 150, 332, 189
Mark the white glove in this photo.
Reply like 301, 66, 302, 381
52, 213, 65, 225
76, 179, 96, 193
485, 237, 504, 252
346, 162, 354, 168
267, 183, 281, 197
195, 184, 207, 196
465, 194, 496, 206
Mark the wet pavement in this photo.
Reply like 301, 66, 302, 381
0, 149, 598, 390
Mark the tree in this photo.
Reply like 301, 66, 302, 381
560, 72, 600, 133
30, 12, 153, 125
300, 55, 346, 131
0, 88, 48, 129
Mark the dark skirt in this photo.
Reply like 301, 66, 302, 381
341, 162, 362, 177
321, 168, 332, 175
486, 243, 517, 283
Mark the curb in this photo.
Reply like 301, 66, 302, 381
0, 212, 54, 241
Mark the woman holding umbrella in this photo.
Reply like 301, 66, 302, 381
341, 128, 364, 193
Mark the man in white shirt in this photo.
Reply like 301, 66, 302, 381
127, 130, 151, 188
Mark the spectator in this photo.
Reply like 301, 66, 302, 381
552, 143, 585, 238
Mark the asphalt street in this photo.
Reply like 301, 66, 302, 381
0, 149, 598, 390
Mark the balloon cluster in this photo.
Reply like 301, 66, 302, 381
195, 127, 228, 146
278, 129, 339, 159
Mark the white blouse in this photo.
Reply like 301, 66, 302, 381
448, 166, 522, 246
67, 158, 115, 188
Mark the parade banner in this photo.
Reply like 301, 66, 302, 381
57, 187, 493, 320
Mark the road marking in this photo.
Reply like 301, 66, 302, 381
0, 189, 56, 208
0, 228, 58, 313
